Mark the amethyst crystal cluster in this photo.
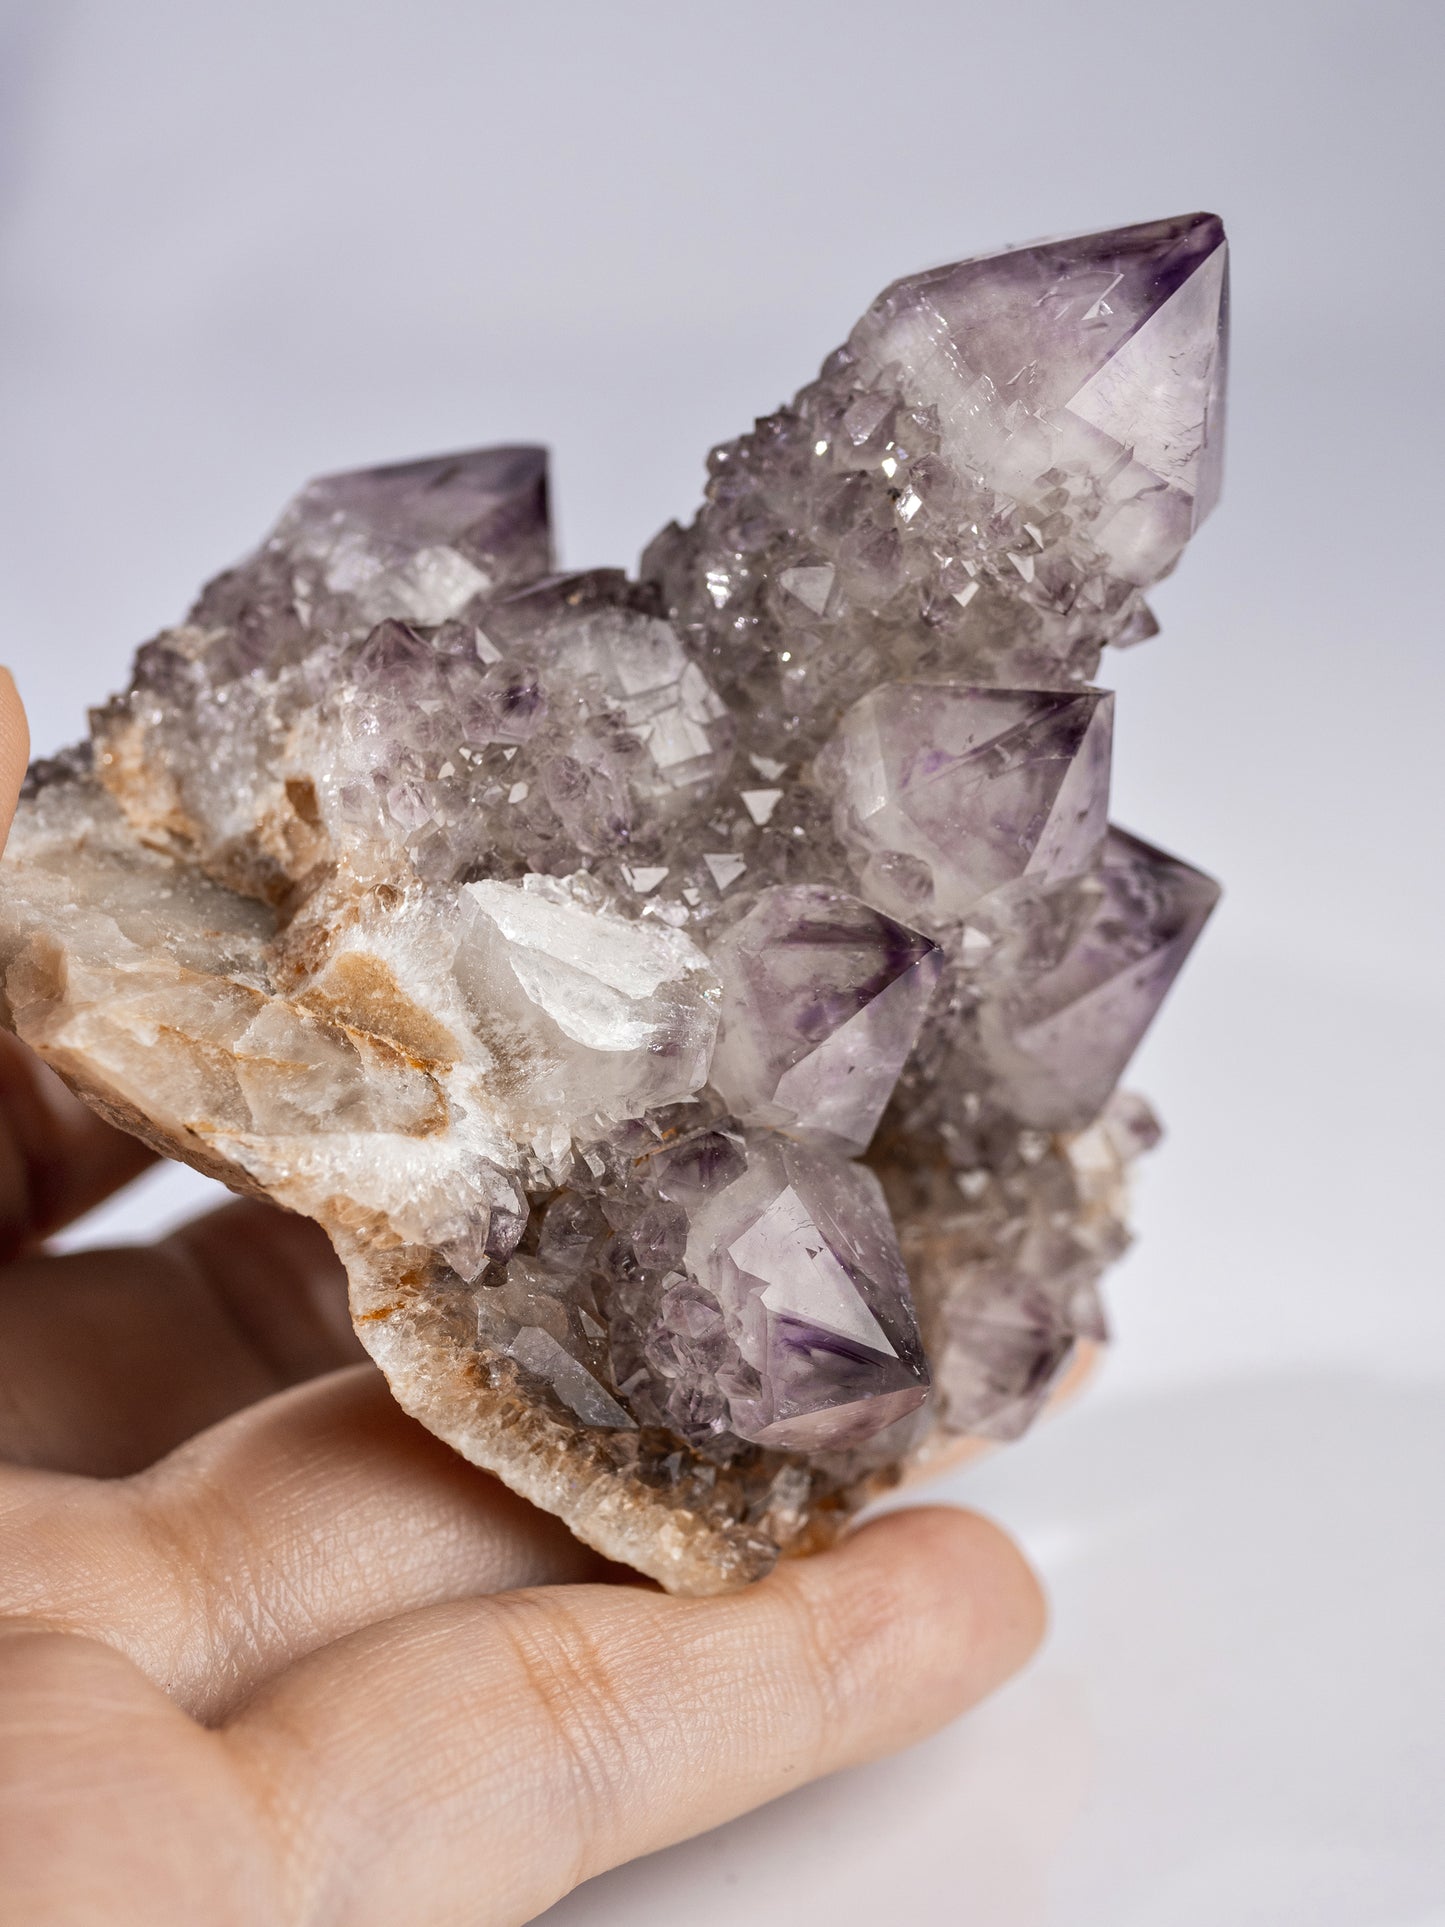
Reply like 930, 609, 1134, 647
0, 213, 1225, 1590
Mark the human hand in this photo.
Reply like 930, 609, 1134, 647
0, 671, 1043, 1926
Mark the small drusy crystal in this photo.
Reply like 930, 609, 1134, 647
0, 213, 1224, 1592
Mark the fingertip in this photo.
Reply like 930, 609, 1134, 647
894, 1503, 1049, 1678
784, 1503, 1047, 1753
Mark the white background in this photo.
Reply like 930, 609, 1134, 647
2, 2, 1442, 1921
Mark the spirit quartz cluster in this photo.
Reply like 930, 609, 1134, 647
0, 213, 1225, 1591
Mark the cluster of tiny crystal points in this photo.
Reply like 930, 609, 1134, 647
72, 212, 1225, 1477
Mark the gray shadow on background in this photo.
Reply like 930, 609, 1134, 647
545, 1374, 1445, 1927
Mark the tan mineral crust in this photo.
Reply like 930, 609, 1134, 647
0, 215, 1225, 1593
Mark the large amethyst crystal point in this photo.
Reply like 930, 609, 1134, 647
685, 1135, 930, 1449
644, 212, 1226, 700
820, 684, 1113, 929
709, 886, 942, 1151
252, 444, 553, 633
0, 215, 1224, 1593
849, 212, 1227, 596
952, 827, 1223, 1131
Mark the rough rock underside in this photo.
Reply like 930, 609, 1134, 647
0, 213, 1224, 1592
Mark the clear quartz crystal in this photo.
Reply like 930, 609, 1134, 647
0, 213, 1226, 1591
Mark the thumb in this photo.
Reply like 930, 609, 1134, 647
0, 671, 30, 852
